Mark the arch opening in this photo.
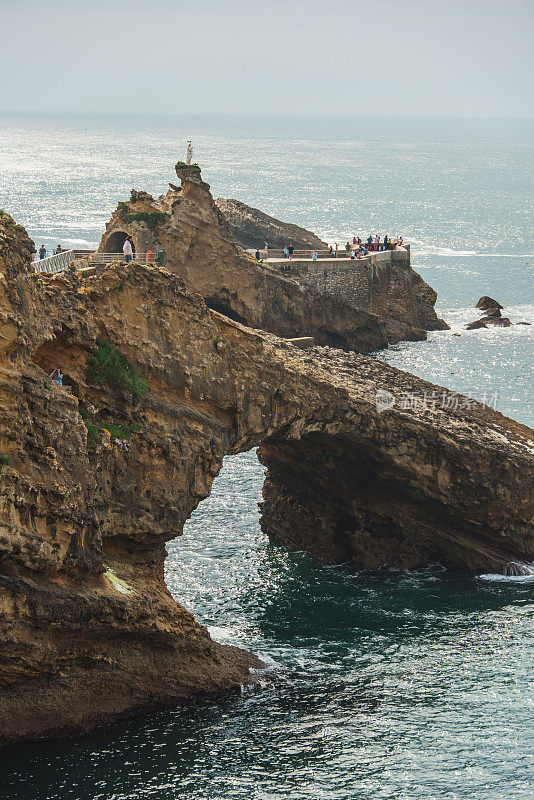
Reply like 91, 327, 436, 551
104, 231, 136, 254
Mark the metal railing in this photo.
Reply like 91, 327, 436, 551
88, 252, 155, 265
258, 248, 405, 260
33, 249, 76, 274
32, 251, 158, 274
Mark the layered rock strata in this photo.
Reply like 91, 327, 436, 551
1, 212, 532, 745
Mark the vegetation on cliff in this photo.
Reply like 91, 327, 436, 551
116, 204, 168, 230
88, 340, 148, 400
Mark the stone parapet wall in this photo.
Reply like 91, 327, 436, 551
278, 248, 410, 312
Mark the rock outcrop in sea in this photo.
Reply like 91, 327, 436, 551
466, 296, 530, 329
95, 163, 448, 349
0, 194, 532, 745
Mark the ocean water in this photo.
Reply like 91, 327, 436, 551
0, 115, 532, 799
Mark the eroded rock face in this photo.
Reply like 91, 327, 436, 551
214, 197, 328, 250
1, 213, 532, 744
97, 165, 447, 350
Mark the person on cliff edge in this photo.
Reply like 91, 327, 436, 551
288, 244, 294, 260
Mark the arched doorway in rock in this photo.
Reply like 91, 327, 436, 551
104, 231, 136, 255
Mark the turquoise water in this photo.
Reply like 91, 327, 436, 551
0, 115, 532, 799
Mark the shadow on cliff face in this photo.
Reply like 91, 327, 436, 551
33, 334, 85, 389
205, 296, 249, 326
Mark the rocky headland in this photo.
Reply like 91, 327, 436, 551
95, 163, 448, 350
0, 193, 532, 745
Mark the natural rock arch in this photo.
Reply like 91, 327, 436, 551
0, 213, 532, 745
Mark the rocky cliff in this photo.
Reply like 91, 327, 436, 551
96, 164, 447, 350
214, 197, 328, 251
1, 210, 532, 745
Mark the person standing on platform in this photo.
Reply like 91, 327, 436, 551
39, 245, 46, 260
288, 244, 294, 260
123, 237, 133, 263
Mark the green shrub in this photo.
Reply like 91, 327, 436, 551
43, 380, 51, 389
84, 422, 101, 448
171, 199, 182, 210
84, 418, 141, 446
79, 405, 89, 420
121, 211, 167, 230
88, 340, 148, 400
101, 423, 131, 439
175, 161, 199, 170
0, 454, 11, 469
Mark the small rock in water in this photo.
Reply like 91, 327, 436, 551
489, 317, 512, 327
516, 321, 532, 325
482, 307, 502, 318
466, 319, 488, 330
475, 295, 503, 310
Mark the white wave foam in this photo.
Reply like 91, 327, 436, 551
479, 572, 534, 583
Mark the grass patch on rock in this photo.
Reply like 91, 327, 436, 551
88, 340, 148, 400
119, 210, 167, 230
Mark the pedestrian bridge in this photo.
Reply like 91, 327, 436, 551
32, 250, 156, 274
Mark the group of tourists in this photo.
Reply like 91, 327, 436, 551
348, 234, 403, 253
35, 244, 65, 260
256, 233, 406, 267
282, 245, 295, 260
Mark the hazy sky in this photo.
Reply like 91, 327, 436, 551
2, 0, 533, 116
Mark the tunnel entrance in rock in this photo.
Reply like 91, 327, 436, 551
104, 231, 136, 254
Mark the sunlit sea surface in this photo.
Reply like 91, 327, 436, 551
0, 115, 532, 799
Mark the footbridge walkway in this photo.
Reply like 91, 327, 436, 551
32, 250, 156, 274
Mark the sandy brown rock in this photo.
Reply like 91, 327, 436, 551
0, 211, 532, 745
97, 165, 447, 351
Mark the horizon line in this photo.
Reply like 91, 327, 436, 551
1, 109, 534, 122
